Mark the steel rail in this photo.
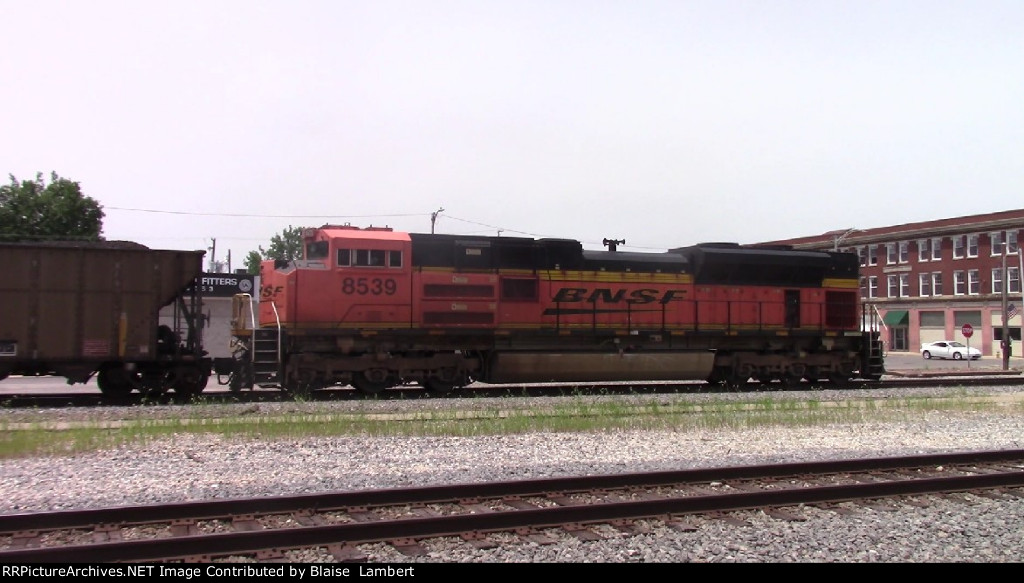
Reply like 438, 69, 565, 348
2, 449, 1023, 562
3, 375, 1023, 408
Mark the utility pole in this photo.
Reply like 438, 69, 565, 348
430, 207, 445, 234
1003, 245, 1010, 370
208, 238, 216, 272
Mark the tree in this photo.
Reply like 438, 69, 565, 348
0, 172, 104, 241
244, 225, 306, 274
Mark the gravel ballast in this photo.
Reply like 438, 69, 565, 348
2, 385, 1023, 562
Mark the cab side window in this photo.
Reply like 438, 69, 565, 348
337, 249, 351, 266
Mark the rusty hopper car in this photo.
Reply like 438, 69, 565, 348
0, 242, 211, 397
226, 225, 884, 395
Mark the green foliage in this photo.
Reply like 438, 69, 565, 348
243, 225, 306, 274
243, 250, 263, 275
0, 172, 104, 241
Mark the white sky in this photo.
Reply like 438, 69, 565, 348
3, 0, 1022, 269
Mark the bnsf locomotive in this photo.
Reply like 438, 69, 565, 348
224, 225, 884, 395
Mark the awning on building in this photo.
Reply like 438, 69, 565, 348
883, 310, 909, 326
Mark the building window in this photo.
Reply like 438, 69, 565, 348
968, 269, 980, 295
918, 239, 930, 262
898, 241, 909, 263
920, 311, 945, 327
920, 273, 931, 296
993, 268, 1004, 294
967, 234, 979, 258
859, 276, 867, 298
886, 243, 897, 265
954, 270, 966, 295
931, 237, 942, 260
899, 273, 910, 297
868, 245, 878, 266
953, 236, 965, 259
858, 247, 867, 267
1009, 231, 1019, 254
887, 275, 898, 297
992, 232, 1005, 256
868, 276, 878, 298
954, 311, 982, 329
932, 272, 943, 295
1011, 267, 1021, 294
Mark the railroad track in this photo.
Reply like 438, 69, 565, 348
3, 374, 1024, 408
2, 449, 1022, 563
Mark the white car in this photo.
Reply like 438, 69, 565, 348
920, 341, 982, 360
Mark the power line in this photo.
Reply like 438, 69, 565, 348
105, 207, 430, 219
103, 207, 670, 251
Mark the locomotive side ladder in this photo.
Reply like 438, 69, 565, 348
863, 304, 886, 379
230, 294, 283, 388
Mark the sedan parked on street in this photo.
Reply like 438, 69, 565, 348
920, 340, 982, 360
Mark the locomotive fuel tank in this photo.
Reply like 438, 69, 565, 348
483, 350, 717, 383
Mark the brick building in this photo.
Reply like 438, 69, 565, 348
763, 209, 1024, 357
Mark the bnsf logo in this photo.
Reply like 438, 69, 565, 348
260, 285, 283, 300
552, 288, 686, 305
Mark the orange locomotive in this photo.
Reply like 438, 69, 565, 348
225, 225, 884, 395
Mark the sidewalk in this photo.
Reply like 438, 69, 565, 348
883, 352, 1024, 377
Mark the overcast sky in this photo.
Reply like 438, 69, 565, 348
3, 1, 1022, 270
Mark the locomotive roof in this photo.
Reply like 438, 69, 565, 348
320, 227, 411, 242
581, 249, 689, 272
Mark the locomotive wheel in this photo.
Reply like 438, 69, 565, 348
723, 372, 749, 391
423, 378, 458, 395
351, 372, 390, 395
778, 372, 803, 389
827, 373, 851, 386
96, 364, 136, 397
283, 374, 321, 398
803, 366, 823, 383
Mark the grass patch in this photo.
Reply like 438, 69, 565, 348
0, 393, 1018, 458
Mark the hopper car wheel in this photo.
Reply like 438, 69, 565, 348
351, 372, 390, 395
173, 365, 208, 400
97, 365, 136, 397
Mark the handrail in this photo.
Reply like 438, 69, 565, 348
236, 293, 257, 369
270, 300, 282, 366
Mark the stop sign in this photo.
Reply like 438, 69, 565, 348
962, 323, 974, 338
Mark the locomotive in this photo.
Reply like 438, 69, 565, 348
223, 225, 885, 395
